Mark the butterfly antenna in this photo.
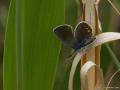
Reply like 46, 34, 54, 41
107, 0, 120, 16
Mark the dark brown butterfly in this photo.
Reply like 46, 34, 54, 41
53, 21, 95, 51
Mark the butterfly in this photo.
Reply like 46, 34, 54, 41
53, 21, 95, 52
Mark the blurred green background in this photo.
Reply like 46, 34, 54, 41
0, 0, 120, 90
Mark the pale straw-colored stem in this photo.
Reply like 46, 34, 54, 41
106, 69, 120, 90
80, 61, 104, 90
68, 32, 120, 90
107, 0, 120, 16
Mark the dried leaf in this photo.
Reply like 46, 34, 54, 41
80, 61, 104, 90
68, 32, 120, 90
68, 50, 86, 90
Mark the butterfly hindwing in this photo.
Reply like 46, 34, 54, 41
53, 24, 75, 47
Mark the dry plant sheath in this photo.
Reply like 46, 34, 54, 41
81, 0, 100, 89
69, 32, 120, 90
53, 0, 120, 90
68, 0, 120, 90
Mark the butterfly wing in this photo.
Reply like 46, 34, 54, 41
74, 21, 95, 49
53, 24, 75, 47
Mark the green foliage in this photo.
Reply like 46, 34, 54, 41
3, 0, 120, 90
4, 0, 64, 90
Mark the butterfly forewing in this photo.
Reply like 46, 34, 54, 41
53, 24, 75, 47
53, 22, 95, 50
74, 21, 93, 42
73, 21, 95, 50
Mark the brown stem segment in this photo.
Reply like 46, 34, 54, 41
80, 0, 101, 90
94, 4, 101, 85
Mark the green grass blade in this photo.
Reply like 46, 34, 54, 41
4, 0, 64, 90
3, 0, 17, 90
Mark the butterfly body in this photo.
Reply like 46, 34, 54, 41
53, 21, 95, 51
72, 39, 86, 50
72, 37, 95, 51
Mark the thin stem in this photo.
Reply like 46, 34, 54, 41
106, 69, 120, 90
105, 43, 120, 69
107, 0, 120, 16
75, 0, 81, 22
